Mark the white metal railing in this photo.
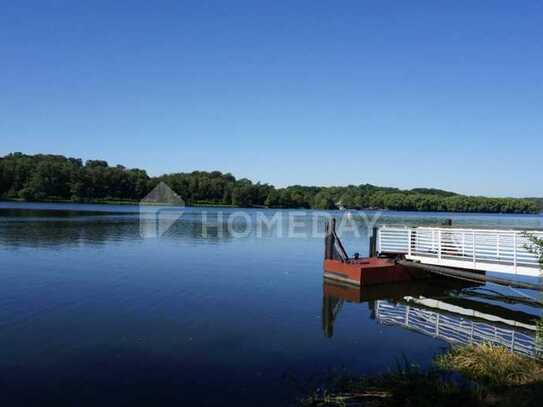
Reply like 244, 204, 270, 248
377, 226, 543, 277
375, 300, 543, 359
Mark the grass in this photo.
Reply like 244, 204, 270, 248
301, 344, 543, 407
537, 318, 543, 357
436, 343, 543, 387
300, 358, 477, 407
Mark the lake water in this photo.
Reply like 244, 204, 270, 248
0, 202, 542, 405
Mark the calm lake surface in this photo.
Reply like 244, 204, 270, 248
1, 202, 542, 405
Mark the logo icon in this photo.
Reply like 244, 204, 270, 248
139, 182, 185, 238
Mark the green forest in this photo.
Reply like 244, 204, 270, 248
0, 153, 539, 214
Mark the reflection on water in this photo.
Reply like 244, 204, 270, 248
0, 212, 243, 248
2, 202, 543, 250
323, 278, 543, 359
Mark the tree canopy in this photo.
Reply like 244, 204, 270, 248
0, 153, 539, 214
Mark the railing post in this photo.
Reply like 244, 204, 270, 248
408, 229, 412, 256
438, 229, 442, 262
513, 232, 518, 275
472, 231, 476, 268
497, 234, 500, 261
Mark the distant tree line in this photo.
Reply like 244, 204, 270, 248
527, 198, 543, 212
0, 153, 539, 214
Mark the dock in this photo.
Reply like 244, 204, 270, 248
323, 219, 543, 287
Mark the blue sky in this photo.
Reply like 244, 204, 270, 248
1, 1, 542, 197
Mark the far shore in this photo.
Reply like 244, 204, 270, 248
0, 197, 541, 215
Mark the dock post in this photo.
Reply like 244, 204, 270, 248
324, 219, 336, 260
369, 227, 378, 257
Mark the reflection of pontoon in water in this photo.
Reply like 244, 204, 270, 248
322, 279, 543, 359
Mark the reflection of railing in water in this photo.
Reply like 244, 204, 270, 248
375, 300, 543, 358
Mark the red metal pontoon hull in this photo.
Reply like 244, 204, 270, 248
323, 257, 421, 286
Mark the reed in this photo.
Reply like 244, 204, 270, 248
436, 343, 543, 387
302, 344, 543, 406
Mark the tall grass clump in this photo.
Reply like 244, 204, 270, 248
300, 358, 477, 407
435, 343, 543, 387
302, 344, 543, 406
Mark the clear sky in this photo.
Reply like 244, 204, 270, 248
1, 1, 542, 197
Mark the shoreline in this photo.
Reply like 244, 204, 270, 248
0, 198, 541, 215
302, 343, 543, 406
